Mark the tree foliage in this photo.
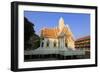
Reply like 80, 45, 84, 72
24, 17, 40, 50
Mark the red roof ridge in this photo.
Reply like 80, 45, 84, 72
76, 35, 90, 41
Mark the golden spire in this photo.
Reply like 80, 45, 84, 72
59, 17, 65, 31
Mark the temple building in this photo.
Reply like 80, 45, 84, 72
40, 17, 75, 50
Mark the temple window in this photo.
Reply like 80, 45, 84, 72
54, 41, 57, 47
46, 40, 49, 47
41, 42, 44, 47
65, 43, 68, 47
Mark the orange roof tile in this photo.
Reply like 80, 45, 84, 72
41, 28, 59, 38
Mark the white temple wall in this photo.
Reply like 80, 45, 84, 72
41, 38, 58, 48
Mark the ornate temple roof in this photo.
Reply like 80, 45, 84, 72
41, 28, 59, 38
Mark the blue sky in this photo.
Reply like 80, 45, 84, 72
24, 11, 90, 39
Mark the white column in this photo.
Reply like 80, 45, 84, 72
56, 40, 58, 48
59, 38, 61, 48
49, 39, 52, 48
63, 37, 65, 48
60, 38, 63, 48
44, 39, 46, 48
40, 41, 42, 48
58, 39, 60, 48
62, 38, 64, 48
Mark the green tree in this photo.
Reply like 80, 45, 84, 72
24, 17, 40, 50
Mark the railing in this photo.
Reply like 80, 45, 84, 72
24, 47, 85, 56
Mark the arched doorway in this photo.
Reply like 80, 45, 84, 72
46, 40, 49, 47
41, 42, 44, 47
54, 41, 57, 48
65, 43, 68, 48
